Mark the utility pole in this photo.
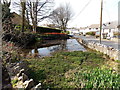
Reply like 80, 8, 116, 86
100, 0, 103, 44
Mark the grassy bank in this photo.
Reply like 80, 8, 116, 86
25, 51, 120, 88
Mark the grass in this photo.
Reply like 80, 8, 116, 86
25, 51, 120, 88
73, 68, 120, 88
11, 79, 18, 87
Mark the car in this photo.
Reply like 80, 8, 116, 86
106, 37, 111, 40
95, 31, 100, 38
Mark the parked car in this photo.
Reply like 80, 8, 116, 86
95, 31, 100, 38
118, 35, 120, 39
106, 37, 111, 40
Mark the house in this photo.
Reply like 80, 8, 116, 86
66, 28, 79, 35
102, 21, 118, 38
11, 12, 28, 25
88, 24, 100, 32
79, 21, 118, 39
79, 27, 88, 35
79, 24, 99, 35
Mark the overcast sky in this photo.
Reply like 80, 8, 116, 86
10, 0, 119, 28
54, 0, 119, 28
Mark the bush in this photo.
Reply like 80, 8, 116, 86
61, 31, 70, 34
86, 32, 95, 36
2, 31, 37, 48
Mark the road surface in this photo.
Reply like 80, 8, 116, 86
74, 35, 120, 50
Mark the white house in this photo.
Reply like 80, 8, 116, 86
66, 28, 80, 35
102, 21, 118, 38
79, 24, 100, 35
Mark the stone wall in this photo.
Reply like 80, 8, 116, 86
77, 38, 120, 60
6, 61, 42, 89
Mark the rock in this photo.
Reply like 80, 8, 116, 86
18, 73, 28, 82
18, 76, 23, 81
22, 73, 28, 82
34, 83, 41, 89
31, 83, 42, 90
17, 69, 24, 77
16, 63, 20, 66
14, 66, 20, 74
2, 65, 13, 89
2, 84, 13, 89
23, 79, 34, 89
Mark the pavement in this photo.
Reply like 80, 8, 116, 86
74, 35, 120, 50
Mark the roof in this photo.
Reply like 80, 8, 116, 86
103, 21, 118, 29
11, 12, 28, 25
79, 27, 88, 30
89, 24, 100, 29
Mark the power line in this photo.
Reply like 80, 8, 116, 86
72, 0, 93, 20
103, 0, 119, 22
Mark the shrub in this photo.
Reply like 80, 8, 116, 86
86, 32, 95, 36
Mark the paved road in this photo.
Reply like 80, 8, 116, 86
74, 35, 120, 50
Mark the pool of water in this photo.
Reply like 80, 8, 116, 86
30, 39, 86, 57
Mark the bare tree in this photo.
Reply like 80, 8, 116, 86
13, 0, 54, 32
12, 0, 27, 32
49, 3, 74, 31
2, 0, 13, 33
26, 0, 54, 32
21, 1, 26, 32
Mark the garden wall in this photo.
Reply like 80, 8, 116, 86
77, 38, 120, 60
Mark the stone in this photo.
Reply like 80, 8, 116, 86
17, 69, 24, 77
34, 83, 41, 89
2, 84, 13, 89
23, 79, 34, 89
2, 66, 13, 89
18, 76, 23, 81
16, 63, 20, 66
14, 66, 20, 74
18, 73, 28, 82
22, 73, 28, 82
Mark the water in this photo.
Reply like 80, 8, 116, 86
30, 39, 86, 57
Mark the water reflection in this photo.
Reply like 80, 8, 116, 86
31, 39, 86, 57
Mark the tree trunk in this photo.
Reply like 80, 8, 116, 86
21, 2, 26, 32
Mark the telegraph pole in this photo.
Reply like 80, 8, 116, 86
100, 0, 103, 44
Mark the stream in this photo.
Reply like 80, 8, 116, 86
21, 39, 86, 57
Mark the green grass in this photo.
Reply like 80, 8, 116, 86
25, 51, 120, 88
73, 68, 120, 88
11, 79, 18, 87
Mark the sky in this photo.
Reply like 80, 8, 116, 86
53, 0, 119, 28
10, 0, 120, 28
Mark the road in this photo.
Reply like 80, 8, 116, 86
74, 35, 120, 50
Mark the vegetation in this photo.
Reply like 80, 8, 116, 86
11, 79, 18, 87
61, 31, 70, 34
2, 0, 13, 33
25, 51, 120, 88
2, 0, 120, 89
113, 32, 120, 36
73, 68, 120, 88
2, 31, 37, 48
86, 32, 95, 36
49, 3, 74, 31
